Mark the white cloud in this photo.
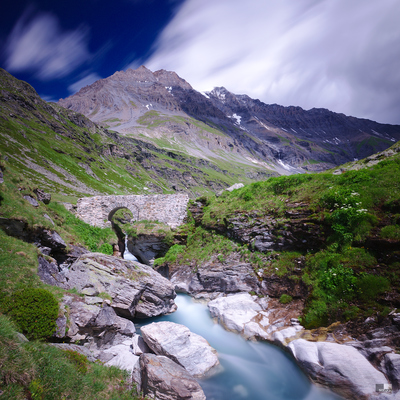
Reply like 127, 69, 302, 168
68, 72, 102, 94
5, 10, 91, 80
146, 0, 400, 124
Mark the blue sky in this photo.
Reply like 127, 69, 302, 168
1, 0, 400, 124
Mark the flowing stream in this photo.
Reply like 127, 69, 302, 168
135, 294, 343, 400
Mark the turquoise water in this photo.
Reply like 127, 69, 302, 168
136, 294, 343, 400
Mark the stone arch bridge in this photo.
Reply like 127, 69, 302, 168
76, 194, 189, 229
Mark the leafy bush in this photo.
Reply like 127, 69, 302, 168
321, 188, 368, 246
380, 225, 400, 240
3, 288, 58, 340
357, 274, 390, 302
279, 294, 293, 304
319, 264, 357, 301
98, 243, 113, 255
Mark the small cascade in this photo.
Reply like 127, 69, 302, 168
123, 234, 138, 261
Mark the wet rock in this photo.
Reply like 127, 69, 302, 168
384, 353, 400, 391
141, 321, 219, 377
207, 293, 304, 341
288, 339, 389, 400
140, 353, 206, 400
34, 188, 51, 204
208, 293, 262, 333
64, 253, 177, 318
23, 194, 39, 207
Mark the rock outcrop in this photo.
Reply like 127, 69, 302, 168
34, 188, 51, 204
141, 321, 219, 377
63, 253, 177, 318
140, 353, 206, 400
288, 339, 390, 400
55, 294, 136, 349
207, 293, 304, 342
170, 257, 259, 297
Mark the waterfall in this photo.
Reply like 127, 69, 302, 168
123, 234, 138, 261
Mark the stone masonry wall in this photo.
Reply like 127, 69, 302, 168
76, 194, 190, 229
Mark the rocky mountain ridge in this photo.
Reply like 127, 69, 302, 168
0, 67, 270, 200
59, 66, 400, 173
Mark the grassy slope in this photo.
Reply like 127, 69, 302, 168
0, 163, 143, 398
158, 142, 400, 329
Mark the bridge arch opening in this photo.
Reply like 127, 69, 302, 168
108, 205, 143, 262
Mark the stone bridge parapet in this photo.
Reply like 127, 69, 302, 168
76, 194, 189, 229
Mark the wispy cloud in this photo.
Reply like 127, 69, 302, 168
4, 10, 91, 80
68, 72, 102, 94
146, 0, 400, 124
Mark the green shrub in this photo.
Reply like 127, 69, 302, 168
357, 274, 390, 302
4, 288, 58, 340
98, 243, 113, 255
279, 294, 293, 304
319, 264, 356, 301
380, 225, 400, 240
303, 299, 328, 329
154, 244, 185, 266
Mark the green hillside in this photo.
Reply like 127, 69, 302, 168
158, 141, 400, 329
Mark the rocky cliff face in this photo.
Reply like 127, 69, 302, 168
59, 66, 400, 173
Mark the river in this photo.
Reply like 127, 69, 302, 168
135, 294, 343, 400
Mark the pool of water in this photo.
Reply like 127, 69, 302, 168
135, 294, 343, 400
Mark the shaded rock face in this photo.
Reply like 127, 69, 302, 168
141, 321, 219, 378
140, 353, 206, 400
0, 218, 69, 263
63, 253, 177, 318
55, 295, 136, 349
126, 234, 170, 266
170, 257, 259, 297
288, 339, 390, 400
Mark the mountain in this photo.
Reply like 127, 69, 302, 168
58, 66, 400, 173
0, 67, 270, 200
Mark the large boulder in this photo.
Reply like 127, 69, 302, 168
207, 292, 304, 342
288, 339, 390, 400
208, 293, 262, 333
64, 253, 177, 318
140, 353, 206, 400
141, 321, 219, 377
56, 295, 136, 349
